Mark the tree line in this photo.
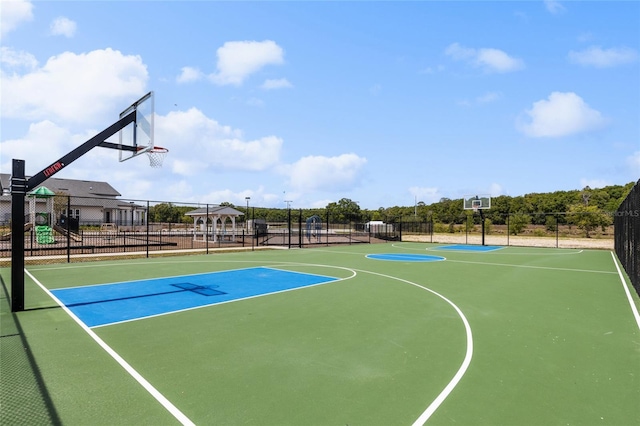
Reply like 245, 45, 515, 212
148, 182, 635, 235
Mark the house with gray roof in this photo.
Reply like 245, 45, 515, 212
0, 174, 146, 227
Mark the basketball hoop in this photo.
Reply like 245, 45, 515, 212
472, 205, 479, 214
141, 146, 168, 168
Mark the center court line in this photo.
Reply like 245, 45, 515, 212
24, 268, 196, 426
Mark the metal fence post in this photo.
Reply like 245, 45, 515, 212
206, 204, 209, 255
146, 201, 150, 258
10, 159, 26, 311
66, 196, 71, 262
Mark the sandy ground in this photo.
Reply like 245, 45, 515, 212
402, 233, 614, 250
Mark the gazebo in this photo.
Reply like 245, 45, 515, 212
185, 205, 245, 243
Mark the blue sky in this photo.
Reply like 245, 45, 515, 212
1, 0, 638, 210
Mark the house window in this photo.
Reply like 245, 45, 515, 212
64, 209, 80, 219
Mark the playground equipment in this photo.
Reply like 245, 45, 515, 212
35, 226, 55, 244
306, 215, 323, 243
53, 224, 83, 242
0, 223, 32, 241
28, 186, 56, 244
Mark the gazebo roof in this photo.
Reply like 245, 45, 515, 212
185, 206, 244, 217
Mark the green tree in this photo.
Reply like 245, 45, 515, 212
326, 198, 361, 223
53, 191, 69, 220
567, 204, 611, 238
545, 215, 557, 232
149, 203, 194, 223
149, 203, 175, 222
509, 212, 531, 235
465, 211, 475, 232
484, 218, 493, 235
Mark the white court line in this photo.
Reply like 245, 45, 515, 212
32, 255, 470, 423
392, 243, 585, 256
262, 260, 474, 425
24, 268, 196, 426
346, 268, 473, 426
92, 268, 356, 329
610, 252, 640, 332
446, 259, 616, 275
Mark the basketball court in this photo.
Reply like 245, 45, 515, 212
2, 243, 639, 425
2, 92, 639, 425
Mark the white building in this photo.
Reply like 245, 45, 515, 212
0, 174, 146, 227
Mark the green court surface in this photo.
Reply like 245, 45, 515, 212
1, 243, 639, 425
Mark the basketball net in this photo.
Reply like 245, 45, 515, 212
144, 146, 168, 168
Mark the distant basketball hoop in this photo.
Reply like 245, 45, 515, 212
463, 194, 492, 246
142, 146, 168, 168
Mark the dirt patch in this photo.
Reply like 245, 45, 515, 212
402, 233, 613, 250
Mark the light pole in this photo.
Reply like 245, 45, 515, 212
284, 200, 292, 248
245, 196, 250, 230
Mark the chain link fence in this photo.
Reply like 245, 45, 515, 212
1, 193, 629, 268
0, 197, 386, 267
614, 179, 639, 297
397, 211, 615, 249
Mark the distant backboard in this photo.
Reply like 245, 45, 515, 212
463, 194, 491, 210
119, 91, 154, 162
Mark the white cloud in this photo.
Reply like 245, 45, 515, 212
488, 183, 503, 197
0, 105, 288, 203
445, 43, 524, 73
286, 154, 367, 192
420, 64, 445, 74
0, 120, 72, 173
577, 32, 594, 43
444, 42, 475, 61
458, 91, 501, 107
476, 48, 525, 73
176, 66, 203, 83
568, 46, 638, 68
409, 186, 442, 204
0, 0, 33, 38
209, 40, 285, 86
261, 78, 292, 90
1, 48, 148, 124
517, 92, 608, 138
477, 91, 501, 103
579, 178, 610, 190
156, 108, 282, 176
50, 16, 76, 38
544, 0, 566, 15
0, 46, 38, 71
246, 97, 264, 107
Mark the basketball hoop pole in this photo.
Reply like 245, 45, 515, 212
9, 111, 137, 312
478, 208, 486, 246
